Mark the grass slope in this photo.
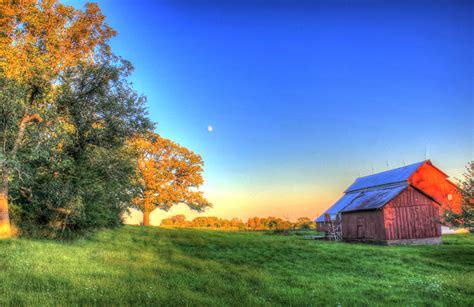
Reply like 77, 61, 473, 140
0, 226, 472, 306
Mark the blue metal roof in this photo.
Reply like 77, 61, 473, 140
315, 192, 361, 222
344, 161, 426, 193
316, 184, 408, 221
340, 184, 407, 213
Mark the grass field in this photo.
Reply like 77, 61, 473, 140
0, 226, 472, 306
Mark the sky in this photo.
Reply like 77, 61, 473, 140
66, 0, 473, 223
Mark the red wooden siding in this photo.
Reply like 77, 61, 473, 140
409, 162, 461, 213
384, 187, 441, 240
342, 210, 385, 241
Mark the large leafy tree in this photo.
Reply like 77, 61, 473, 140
442, 161, 473, 231
0, 0, 115, 236
10, 58, 152, 238
127, 133, 211, 226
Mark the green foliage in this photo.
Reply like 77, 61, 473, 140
443, 161, 473, 231
0, 78, 29, 155
9, 58, 152, 239
0, 227, 472, 305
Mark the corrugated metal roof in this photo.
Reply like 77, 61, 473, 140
344, 161, 426, 193
316, 184, 408, 221
315, 193, 361, 222
340, 184, 407, 213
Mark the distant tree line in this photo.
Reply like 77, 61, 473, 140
161, 215, 315, 231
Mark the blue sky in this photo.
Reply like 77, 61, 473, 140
67, 0, 472, 221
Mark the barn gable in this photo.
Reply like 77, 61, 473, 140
409, 162, 461, 212
384, 186, 441, 241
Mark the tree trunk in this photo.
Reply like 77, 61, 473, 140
143, 211, 150, 226
11, 113, 42, 159
0, 172, 11, 237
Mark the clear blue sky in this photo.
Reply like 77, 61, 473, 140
68, 0, 472, 221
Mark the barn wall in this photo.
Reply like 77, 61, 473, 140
341, 210, 385, 241
409, 163, 461, 213
384, 187, 441, 240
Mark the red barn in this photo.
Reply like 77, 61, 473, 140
316, 160, 461, 244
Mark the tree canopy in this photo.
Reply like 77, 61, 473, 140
128, 133, 211, 226
0, 0, 115, 85
9, 58, 152, 238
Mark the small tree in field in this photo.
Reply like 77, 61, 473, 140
128, 133, 211, 226
442, 161, 473, 231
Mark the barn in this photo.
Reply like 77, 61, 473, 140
316, 160, 460, 244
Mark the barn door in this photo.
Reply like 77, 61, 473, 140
356, 217, 365, 239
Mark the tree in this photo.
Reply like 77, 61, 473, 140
128, 133, 211, 226
296, 217, 314, 230
442, 161, 473, 231
9, 59, 152, 238
0, 0, 115, 236
229, 217, 245, 229
247, 217, 261, 230
160, 215, 188, 227
190, 216, 208, 228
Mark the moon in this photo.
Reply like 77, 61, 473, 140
207, 125, 213, 132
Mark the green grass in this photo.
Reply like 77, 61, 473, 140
0, 226, 472, 306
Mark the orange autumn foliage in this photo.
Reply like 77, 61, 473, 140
128, 133, 211, 225
0, 0, 115, 85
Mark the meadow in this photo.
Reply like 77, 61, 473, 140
0, 226, 472, 306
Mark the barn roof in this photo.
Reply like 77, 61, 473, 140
340, 183, 407, 213
315, 183, 408, 222
315, 192, 361, 222
344, 161, 426, 193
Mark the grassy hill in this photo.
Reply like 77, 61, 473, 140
0, 226, 472, 306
